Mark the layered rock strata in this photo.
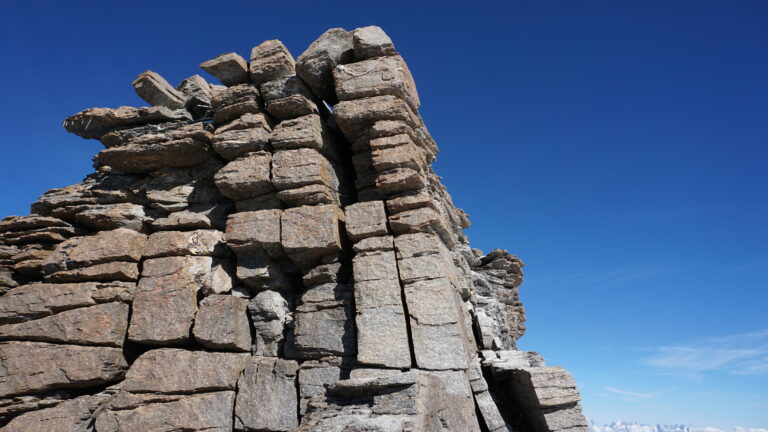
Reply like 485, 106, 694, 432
0, 26, 587, 432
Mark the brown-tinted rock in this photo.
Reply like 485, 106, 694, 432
96, 137, 212, 173
128, 256, 232, 345
250, 39, 296, 85
200, 52, 249, 86
260, 75, 318, 120
143, 229, 225, 258
333, 95, 419, 141
46, 261, 140, 283
0, 215, 71, 233
213, 151, 273, 200
212, 124, 271, 160
272, 148, 338, 192
269, 114, 335, 157
193, 294, 251, 351
121, 349, 248, 393
225, 209, 283, 256
335, 55, 419, 111
0, 302, 129, 347
0, 341, 126, 397
1, 393, 113, 432
375, 167, 426, 195
50, 203, 147, 231
249, 290, 291, 356
95, 391, 235, 432
281, 205, 343, 267
42, 228, 146, 275
0, 281, 134, 324
131, 70, 187, 109
63, 106, 192, 140
150, 203, 231, 231
235, 357, 299, 431
344, 200, 389, 241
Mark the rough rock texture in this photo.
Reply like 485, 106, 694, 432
0, 25, 588, 432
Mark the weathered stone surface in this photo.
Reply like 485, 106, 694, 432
121, 349, 248, 393
298, 361, 344, 414
371, 135, 427, 173
177, 74, 212, 102
45, 261, 140, 283
272, 148, 339, 192
50, 203, 147, 231
98, 120, 208, 148
354, 279, 411, 368
235, 253, 290, 290
353, 234, 394, 253
277, 184, 338, 207
289, 283, 356, 359
193, 294, 251, 351
1, 393, 112, 432
63, 106, 192, 139
281, 204, 343, 267
345, 200, 388, 241
0, 342, 126, 397
226, 209, 283, 256
212, 123, 272, 160
128, 256, 232, 345
145, 161, 223, 212
214, 151, 273, 200
333, 95, 419, 141
211, 84, 263, 124
335, 55, 419, 111
42, 228, 146, 275
404, 278, 469, 370
96, 137, 211, 173
375, 167, 426, 195
235, 357, 299, 431
143, 229, 225, 258
296, 28, 354, 102
269, 114, 336, 158
151, 203, 231, 231
353, 25, 397, 60
250, 39, 296, 85
235, 192, 283, 212
260, 75, 318, 120
0, 281, 133, 324
389, 206, 453, 247
0, 302, 129, 347
200, 52, 249, 86
249, 290, 291, 356
0, 215, 71, 233
95, 391, 235, 432
131, 70, 187, 109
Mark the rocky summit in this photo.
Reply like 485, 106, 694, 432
0, 26, 588, 432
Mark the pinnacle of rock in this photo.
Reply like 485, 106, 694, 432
0, 26, 588, 432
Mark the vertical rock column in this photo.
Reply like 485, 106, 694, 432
330, 26, 475, 372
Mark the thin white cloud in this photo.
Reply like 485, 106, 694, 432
643, 330, 768, 376
601, 386, 662, 399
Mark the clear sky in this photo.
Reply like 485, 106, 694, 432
1, 0, 766, 428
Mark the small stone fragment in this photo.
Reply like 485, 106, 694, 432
143, 229, 225, 258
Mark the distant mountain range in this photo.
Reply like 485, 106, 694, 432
589, 420, 768, 432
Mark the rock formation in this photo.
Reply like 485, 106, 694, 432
0, 26, 588, 431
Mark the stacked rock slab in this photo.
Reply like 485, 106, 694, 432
0, 26, 588, 432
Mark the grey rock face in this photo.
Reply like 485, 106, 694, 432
234, 357, 299, 431
334, 55, 419, 110
0, 342, 126, 397
260, 74, 318, 120
214, 151, 274, 200
95, 391, 235, 432
193, 294, 251, 351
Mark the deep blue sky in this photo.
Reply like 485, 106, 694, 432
1, 1, 766, 427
